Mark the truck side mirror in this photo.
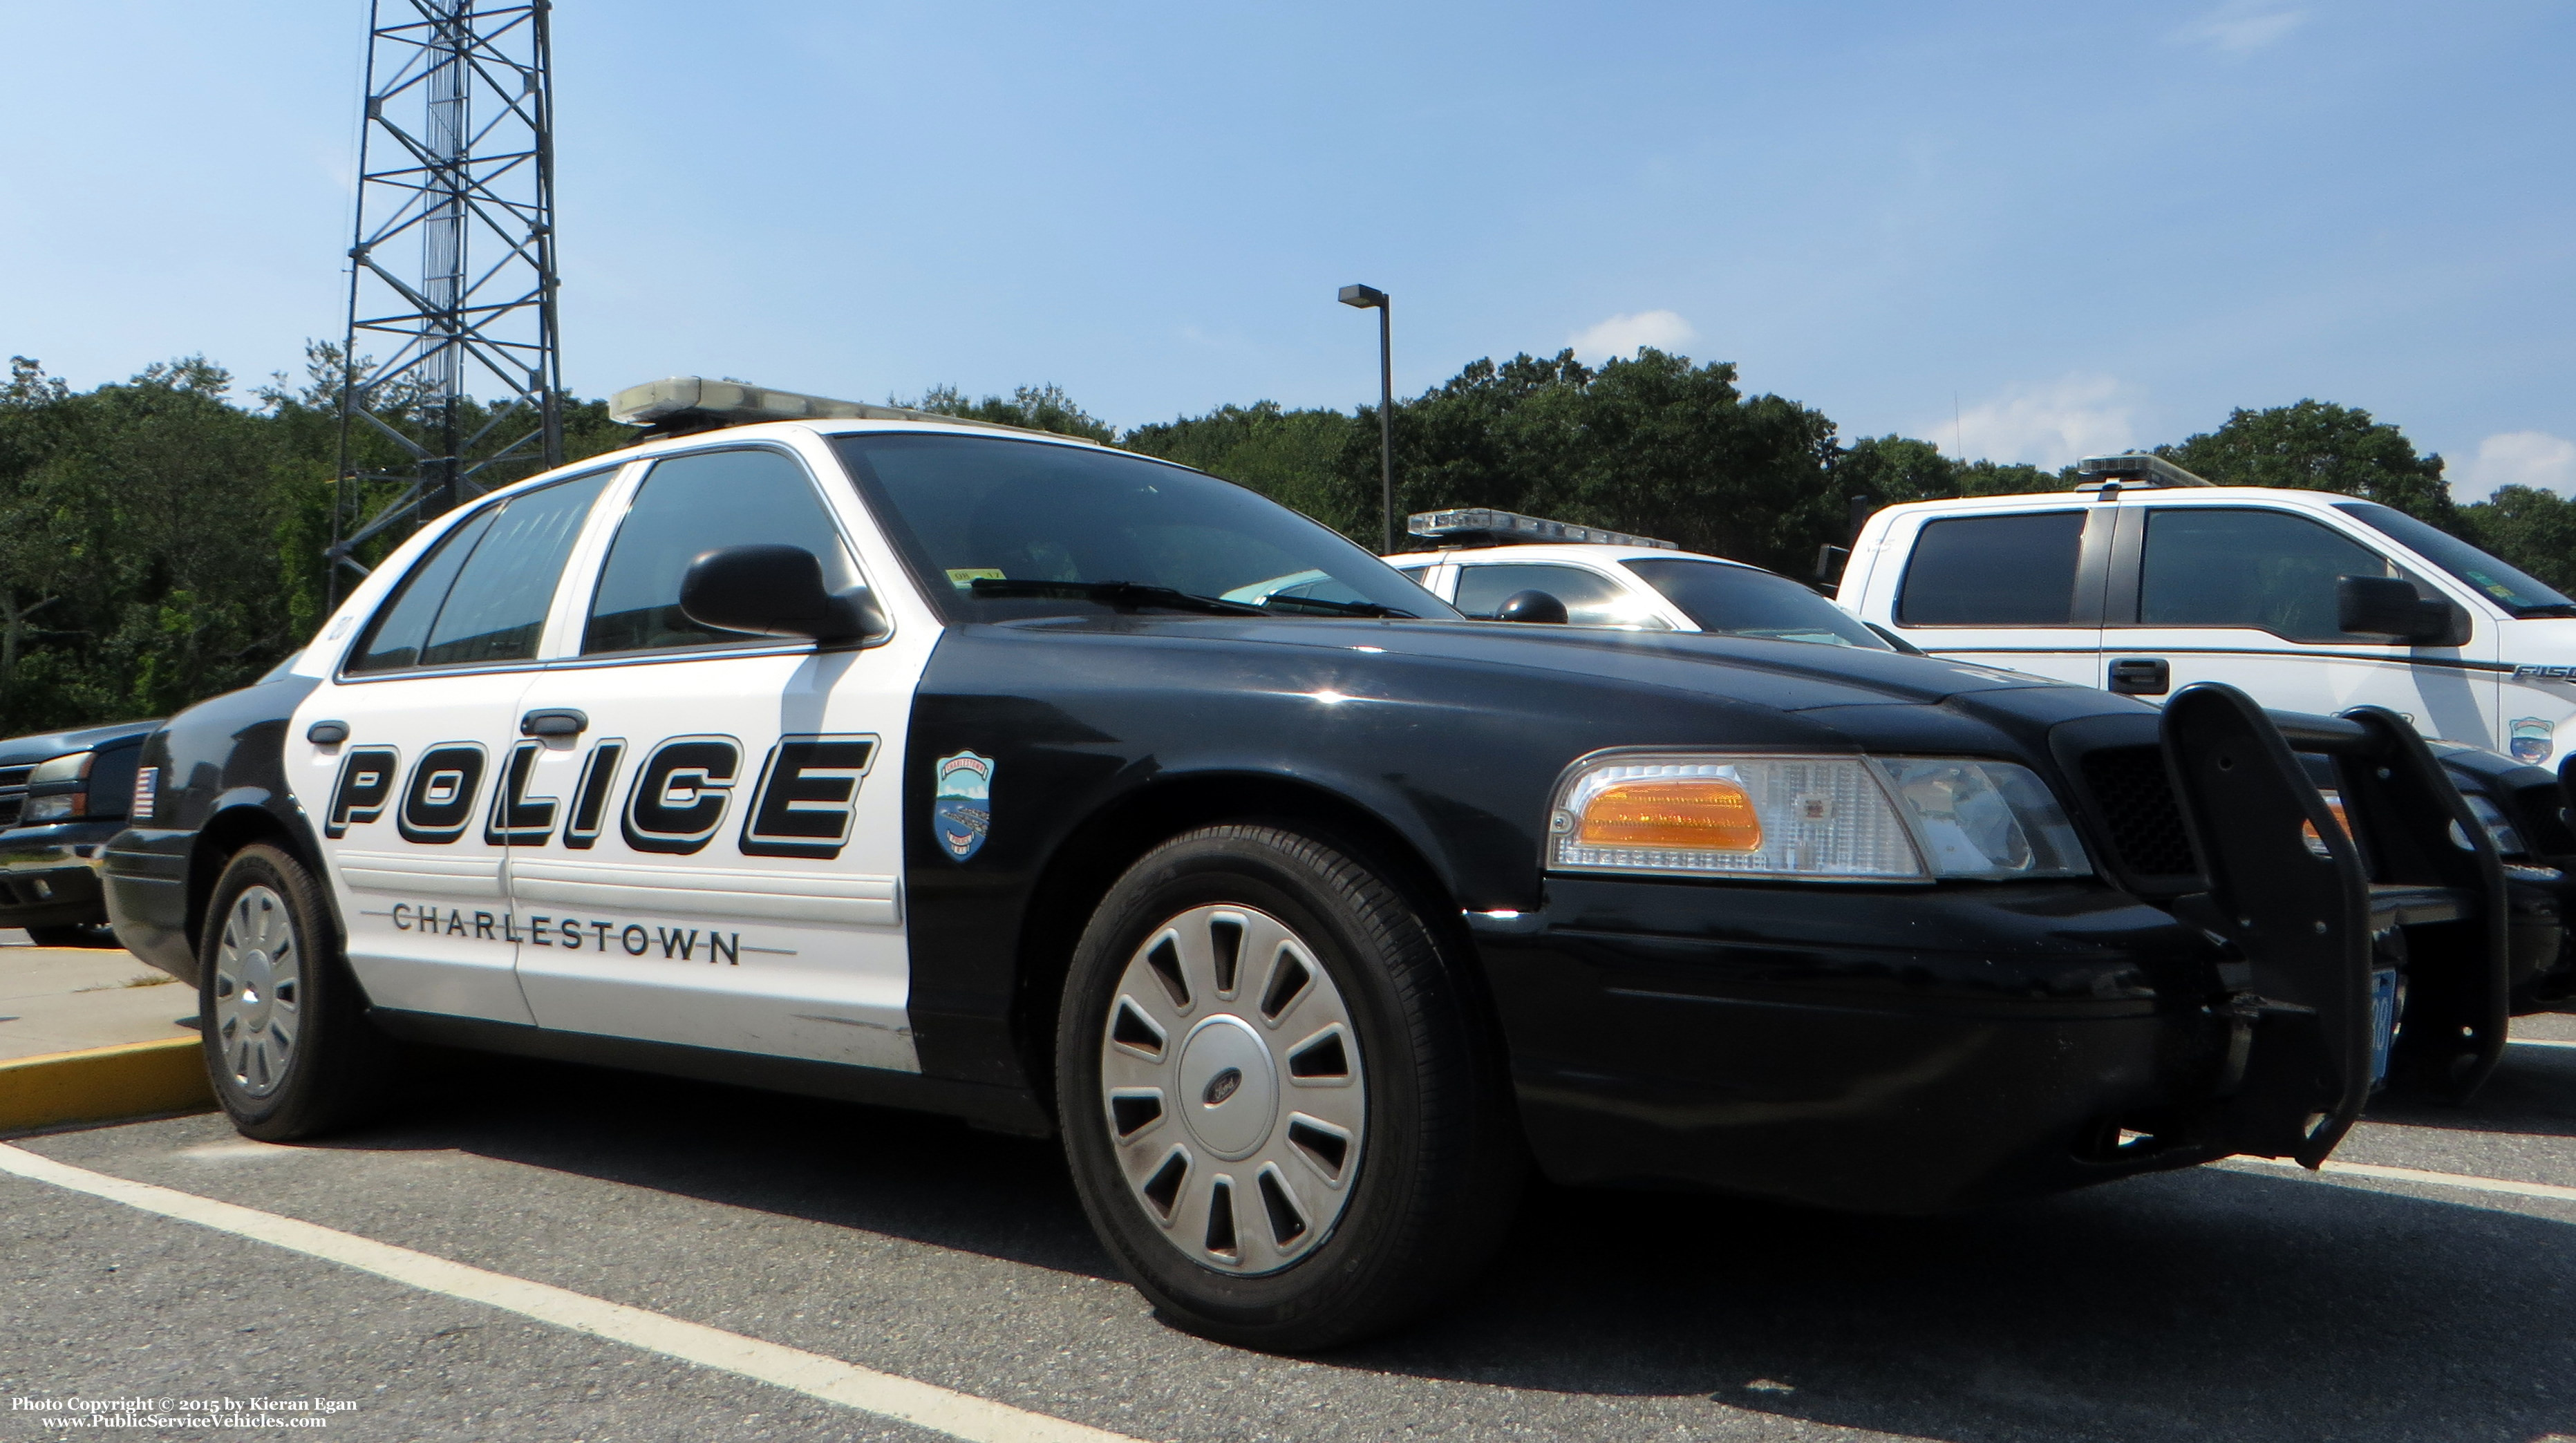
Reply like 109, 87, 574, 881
681, 544, 887, 644
2336, 576, 2452, 644
1494, 590, 1569, 624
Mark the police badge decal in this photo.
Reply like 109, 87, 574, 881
933, 751, 994, 861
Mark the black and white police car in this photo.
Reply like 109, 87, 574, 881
104, 379, 2519, 1349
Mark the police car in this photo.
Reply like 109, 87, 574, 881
102, 380, 2517, 1349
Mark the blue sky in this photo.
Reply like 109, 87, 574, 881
3, 1, 2570, 495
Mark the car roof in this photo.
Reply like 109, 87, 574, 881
1877, 486, 2353, 518
1388, 543, 1767, 570
478, 417, 1139, 504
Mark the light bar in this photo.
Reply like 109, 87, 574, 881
609, 377, 1057, 440
2074, 453, 2215, 489
1407, 508, 1677, 549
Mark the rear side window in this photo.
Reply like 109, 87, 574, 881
1453, 563, 1672, 629
583, 449, 858, 654
2138, 508, 2404, 642
347, 471, 612, 674
1898, 512, 2085, 625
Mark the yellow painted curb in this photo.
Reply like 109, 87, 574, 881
0, 1037, 213, 1133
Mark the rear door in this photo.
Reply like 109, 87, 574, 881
292, 468, 617, 1024
1881, 507, 2109, 685
507, 442, 934, 1071
2107, 504, 2492, 744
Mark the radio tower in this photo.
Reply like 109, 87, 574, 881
329, 0, 561, 592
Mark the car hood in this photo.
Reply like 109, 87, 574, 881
0, 719, 161, 768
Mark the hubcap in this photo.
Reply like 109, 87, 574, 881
1099, 904, 1365, 1274
212, 885, 301, 1099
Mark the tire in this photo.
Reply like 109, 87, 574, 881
1056, 823, 1523, 1350
198, 844, 396, 1140
25, 924, 117, 948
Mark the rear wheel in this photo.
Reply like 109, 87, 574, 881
1057, 824, 1521, 1350
200, 844, 395, 1140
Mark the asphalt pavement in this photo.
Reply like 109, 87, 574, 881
8, 1010, 2576, 1442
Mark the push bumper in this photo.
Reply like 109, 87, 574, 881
0, 820, 124, 929
1479, 683, 2510, 1214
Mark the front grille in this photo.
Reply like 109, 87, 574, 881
0, 765, 25, 829
2079, 746, 2199, 878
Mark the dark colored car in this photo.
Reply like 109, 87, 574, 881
0, 719, 158, 945
100, 384, 2527, 1350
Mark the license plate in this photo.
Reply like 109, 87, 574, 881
2369, 968, 2401, 1088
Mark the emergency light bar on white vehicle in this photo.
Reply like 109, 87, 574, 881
608, 377, 1069, 442
2072, 453, 2217, 491
1407, 508, 1677, 549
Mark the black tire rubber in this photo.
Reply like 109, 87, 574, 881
25, 923, 118, 948
199, 844, 397, 1141
1056, 823, 1524, 1351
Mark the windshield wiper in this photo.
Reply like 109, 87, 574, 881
1254, 594, 1420, 619
2512, 603, 2576, 619
969, 578, 1266, 616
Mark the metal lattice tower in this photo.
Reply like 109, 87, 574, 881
330, 0, 561, 589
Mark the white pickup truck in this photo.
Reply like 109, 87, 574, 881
1836, 453, 2576, 769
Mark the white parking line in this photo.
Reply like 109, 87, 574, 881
2230, 1154, 2576, 1206
0, 1142, 1141, 1443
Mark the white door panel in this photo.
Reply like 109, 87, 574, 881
509, 857, 900, 927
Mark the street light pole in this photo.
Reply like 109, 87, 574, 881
1338, 283, 1395, 554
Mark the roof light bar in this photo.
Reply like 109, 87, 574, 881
608, 377, 1062, 441
2073, 453, 2216, 489
1407, 508, 1678, 549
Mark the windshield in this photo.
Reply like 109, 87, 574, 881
1625, 558, 1892, 649
2335, 502, 2576, 617
832, 433, 1455, 622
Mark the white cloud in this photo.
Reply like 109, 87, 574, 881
2174, 3, 2309, 56
1939, 374, 2139, 471
1570, 310, 1695, 361
2456, 431, 2576, 500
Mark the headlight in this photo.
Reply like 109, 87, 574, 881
2455, 791, 2526, 858
28, 751, 91, 786
1547, 752, 2090, 881
23, 794, 79, 822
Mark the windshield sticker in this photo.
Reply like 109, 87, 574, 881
934, 751, 994, 862
2510, 717, 2554, 765
946, 568, 1007, 589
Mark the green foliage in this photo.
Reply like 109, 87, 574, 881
2457, 486, 2576, 595
1122, 402, 1362, 534
908, 383, 1115, 444
2158, 399, 2454, 520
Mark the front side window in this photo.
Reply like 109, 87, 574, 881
583, 449, 859, 654
1897, 511, 2085, 626
346, 471, 613, 674
831, 434, 1452, 621
2138, 507, 2410, 642
1452, 563, 1672, 628
2335, 502, 2576, 617
1626, 558, 1889, 648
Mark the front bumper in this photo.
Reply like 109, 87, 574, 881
0, 820, 124, 928
1475, 878, 2232, 1214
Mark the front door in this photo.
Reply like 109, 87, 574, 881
508, 444, 933, 1071
2107, 505, 2494, 744
292, 469, 616, 1023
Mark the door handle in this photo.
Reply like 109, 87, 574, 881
2109, 657, 2170, 697
520, 708, 588, 738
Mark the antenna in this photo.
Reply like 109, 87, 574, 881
328, 0, 562, 598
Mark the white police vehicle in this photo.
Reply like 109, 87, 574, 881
1388, 508, 1897, 647
102, 384, 2525, 1348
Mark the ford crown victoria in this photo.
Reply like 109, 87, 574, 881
104, 379, 2517, 1349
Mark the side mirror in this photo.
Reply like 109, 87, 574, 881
1494, 589, 1569, 625
680, 544, 887, 644
2337, 575, 2452, 643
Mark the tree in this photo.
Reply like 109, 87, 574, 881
910, 383, 1113, 443
1122, 402, 1362, 533
2457, 485, 2576, 596
2159, 399, 2452, 521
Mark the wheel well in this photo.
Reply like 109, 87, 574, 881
187, 806, 323, 956
1009, 773, 1470, 1113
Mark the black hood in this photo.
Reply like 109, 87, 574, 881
0, 719, 160, 767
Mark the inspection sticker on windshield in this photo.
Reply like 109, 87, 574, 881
934, 751, 995, 861
946, 568, 1006, 590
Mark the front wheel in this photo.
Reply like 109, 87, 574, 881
1056, 824, 1522, 1350
199, 844, 395, 1140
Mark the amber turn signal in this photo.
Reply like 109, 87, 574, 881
1576, 779, 1764, 851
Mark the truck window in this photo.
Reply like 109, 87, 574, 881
1452, 563, 1671, 628
1897, 512, 2085, 625
346, 471, 613, 673
2138, 508, 2402, 642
